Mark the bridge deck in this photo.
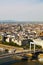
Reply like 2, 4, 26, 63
0, 50, 43, 59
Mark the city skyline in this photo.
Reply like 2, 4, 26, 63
0, 0, 43, 22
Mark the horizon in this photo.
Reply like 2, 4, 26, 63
0, 20, 43, 24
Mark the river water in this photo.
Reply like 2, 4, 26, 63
11, 60, 43, 65
0, 57, 43, 65
0, 52, 43, 65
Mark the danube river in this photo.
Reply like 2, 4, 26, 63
11, 60, 43, 65
0, 51, 43, 65
0, 57, 43, 65
1, 60, 43, 65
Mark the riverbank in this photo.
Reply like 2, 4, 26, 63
0, 43, 24, 53
0, 43, 43, 63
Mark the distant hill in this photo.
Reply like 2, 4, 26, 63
0, 20, 43, 24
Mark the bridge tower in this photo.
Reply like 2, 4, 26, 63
30, 42, 35, 53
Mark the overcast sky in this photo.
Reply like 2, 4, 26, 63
0, 0, 43, 21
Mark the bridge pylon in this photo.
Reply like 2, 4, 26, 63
30, 42, 35, 53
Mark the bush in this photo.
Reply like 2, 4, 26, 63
0, 41, 21, 47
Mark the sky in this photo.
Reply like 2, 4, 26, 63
0, 0, 43, 21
